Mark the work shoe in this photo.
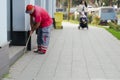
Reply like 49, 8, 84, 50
33, 46, 47, 54
33, 49, 38, 53
33, 49, 45, 54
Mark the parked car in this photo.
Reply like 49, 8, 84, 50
95, 7, 118, 23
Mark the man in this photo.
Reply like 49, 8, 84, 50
25, 4, 53, 54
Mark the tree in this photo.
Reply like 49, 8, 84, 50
117, 0, 120, 7
72, 0, 81, 6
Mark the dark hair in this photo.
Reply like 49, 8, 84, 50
80, 0, 87, 7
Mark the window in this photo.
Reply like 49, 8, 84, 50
101, 8, 114, 13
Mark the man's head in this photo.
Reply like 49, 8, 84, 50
26, 4, 34, 14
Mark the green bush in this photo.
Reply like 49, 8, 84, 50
70, 14, 74, 20
69, 13, 79, 21
75, 15, 79, 21
87, 14, 92, 23
108, 22, 120, 31
63, 13, 67, 20
91, 15, 100, 25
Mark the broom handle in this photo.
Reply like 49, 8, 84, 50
25, 35, 31, 48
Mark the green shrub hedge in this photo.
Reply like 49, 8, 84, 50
87, 14, 92, 23
91, 15, 100, 25
108, 22, 120, 31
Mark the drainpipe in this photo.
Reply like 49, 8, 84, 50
10, 0, 13, 45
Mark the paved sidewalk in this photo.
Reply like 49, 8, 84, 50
3, 22, 120, 80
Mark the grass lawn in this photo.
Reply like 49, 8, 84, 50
105, 28, 120, 40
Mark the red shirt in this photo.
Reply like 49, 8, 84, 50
30, 5, 53, 28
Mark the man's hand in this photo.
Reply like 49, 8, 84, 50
30, 30, 34, 36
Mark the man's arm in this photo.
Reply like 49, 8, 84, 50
32, 22, 40, 31
30, 22, 40, 35
30, 16, 40, 35
30, 15, 40, 31
30, 16, 34, 28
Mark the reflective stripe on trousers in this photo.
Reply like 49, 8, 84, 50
37, 26, 51, 50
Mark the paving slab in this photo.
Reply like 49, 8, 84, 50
2, 22, 120, 80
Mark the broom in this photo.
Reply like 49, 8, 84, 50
23, 34, 31, 53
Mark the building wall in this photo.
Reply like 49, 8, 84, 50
52, 0, 57, 17
0, 0, 7, 46
35, 0, 56, 18
12, 0, 25, 31
11, 0, 30, 45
